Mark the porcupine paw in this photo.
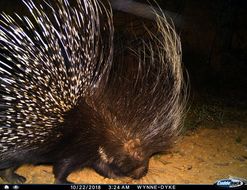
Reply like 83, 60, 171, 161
0, 168, 26, 184
4, 173, 26, 184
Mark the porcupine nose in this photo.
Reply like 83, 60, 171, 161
130, 166, 148, 179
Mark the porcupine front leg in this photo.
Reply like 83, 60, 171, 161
0, 167, 26, 183
53, 158, 78, 184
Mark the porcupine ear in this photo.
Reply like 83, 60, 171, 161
123, 139, 144, 161
99, 138, 144, 162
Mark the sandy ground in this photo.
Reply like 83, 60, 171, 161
1, 121, 246, 184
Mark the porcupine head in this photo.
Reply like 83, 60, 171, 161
0, 0, 186, 183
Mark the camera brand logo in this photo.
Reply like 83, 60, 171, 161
215, 178, 246, 188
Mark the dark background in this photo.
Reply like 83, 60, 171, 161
1, 0, 247, 107
145, 0, 247, 108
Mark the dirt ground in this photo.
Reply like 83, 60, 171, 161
1, 120, 246, 184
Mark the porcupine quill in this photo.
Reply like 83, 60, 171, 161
0, 0, 187, 184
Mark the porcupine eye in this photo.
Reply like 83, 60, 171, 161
111, 154, 149, 179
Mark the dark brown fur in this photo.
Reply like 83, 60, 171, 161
0, 0, 186, 184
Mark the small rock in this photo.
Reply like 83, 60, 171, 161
187, 165, 193, 170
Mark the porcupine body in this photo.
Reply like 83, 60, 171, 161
0, 0, 186, 184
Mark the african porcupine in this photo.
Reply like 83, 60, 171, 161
0, 0, 186, 184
